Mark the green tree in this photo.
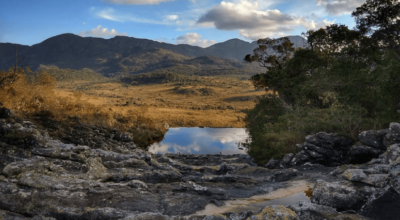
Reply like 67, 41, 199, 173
352, 0, 400, 50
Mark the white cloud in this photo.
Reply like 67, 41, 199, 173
101, 0, 175, 5
197, 1, 335, 40
176, 32, 217, 47
315, 0, 366, 15
166, 15, 179, 21
95, 8, 172, 25
79, 25, 127, 37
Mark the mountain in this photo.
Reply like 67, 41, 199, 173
0, 33, 307, 75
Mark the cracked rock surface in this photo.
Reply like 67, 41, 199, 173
1, 111, 400, 219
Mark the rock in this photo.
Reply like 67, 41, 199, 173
0, 107, 13, 119
279, 153, 294, 168
383, 123, 400, 147
288, 200, 369, 220
252, 205, 298, 220
216, 162, 250, 174
342, 169, 368, 182
347, 143, 384, 164
311, 180, 376, 211
381, 144, 400, 165
265, 158, 281, 169
270, 168, 298, 182
290, 150, 310, 167
113, 132, 134, 142
203, 214, 228, 220
84, 157, 111, 181
342, 169, 389, 187
358, 129, 389, 150
360, 187, 400, 220
289, 200, 336, 219
301, 132, 354, 166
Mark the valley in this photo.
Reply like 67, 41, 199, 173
53, 76, 266, 128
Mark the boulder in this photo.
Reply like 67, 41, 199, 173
311, 180, 376, 211
358, 129, 389, 150
279, 153, 294, 168
270, 168, 298, 182
360, 187, 400, 220
298, 132, 354, 166
383, 123, 400, 147
290, 150, 311, 167
347, 143, 384, 164
265, 158, 281, 169
288, 200, 370, 220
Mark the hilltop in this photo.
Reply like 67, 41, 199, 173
0, 34, 306, 76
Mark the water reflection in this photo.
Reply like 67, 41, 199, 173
148, 127, 249, 155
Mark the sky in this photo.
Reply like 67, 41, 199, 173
0, 0, 366, 48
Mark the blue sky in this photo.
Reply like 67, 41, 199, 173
0, 0, 365, 47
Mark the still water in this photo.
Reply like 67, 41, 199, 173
148, 127, 249, 155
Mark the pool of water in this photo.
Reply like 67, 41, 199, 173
148, 127, 249, 155
190, 180, 312, 216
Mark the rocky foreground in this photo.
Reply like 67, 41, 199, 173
1, 107, 400, 219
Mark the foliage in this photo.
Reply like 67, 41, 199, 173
244, 2, 400, 164
352, 0, 400, 50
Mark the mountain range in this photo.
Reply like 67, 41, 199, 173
0, 34, 307, 76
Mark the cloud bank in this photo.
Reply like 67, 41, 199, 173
79, 25, 127, 37
315, 0, 367, 15
197, 1, 333, 40
176, 32, 217, 48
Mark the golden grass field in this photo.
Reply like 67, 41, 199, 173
54, 77, 265, 128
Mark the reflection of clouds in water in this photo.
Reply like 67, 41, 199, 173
149, 142, 201, 154
205, 128, 248, 144
148, 128, 249, 155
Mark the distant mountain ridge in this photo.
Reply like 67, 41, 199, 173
0, 34, 307, 75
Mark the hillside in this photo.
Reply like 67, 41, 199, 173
0, 34, 306, 76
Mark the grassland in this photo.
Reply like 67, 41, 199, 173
54, 75, 265, 128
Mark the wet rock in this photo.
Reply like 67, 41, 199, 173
270, 168, 298, 182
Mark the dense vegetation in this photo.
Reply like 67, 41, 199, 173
244, 0, 400, 164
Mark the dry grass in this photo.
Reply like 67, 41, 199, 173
54, 76, 265, 128
0, 71, 168, 147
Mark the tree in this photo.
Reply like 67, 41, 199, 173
244, 37, 294, 71
352, 0, 400, 50
303, 24, 360, 66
